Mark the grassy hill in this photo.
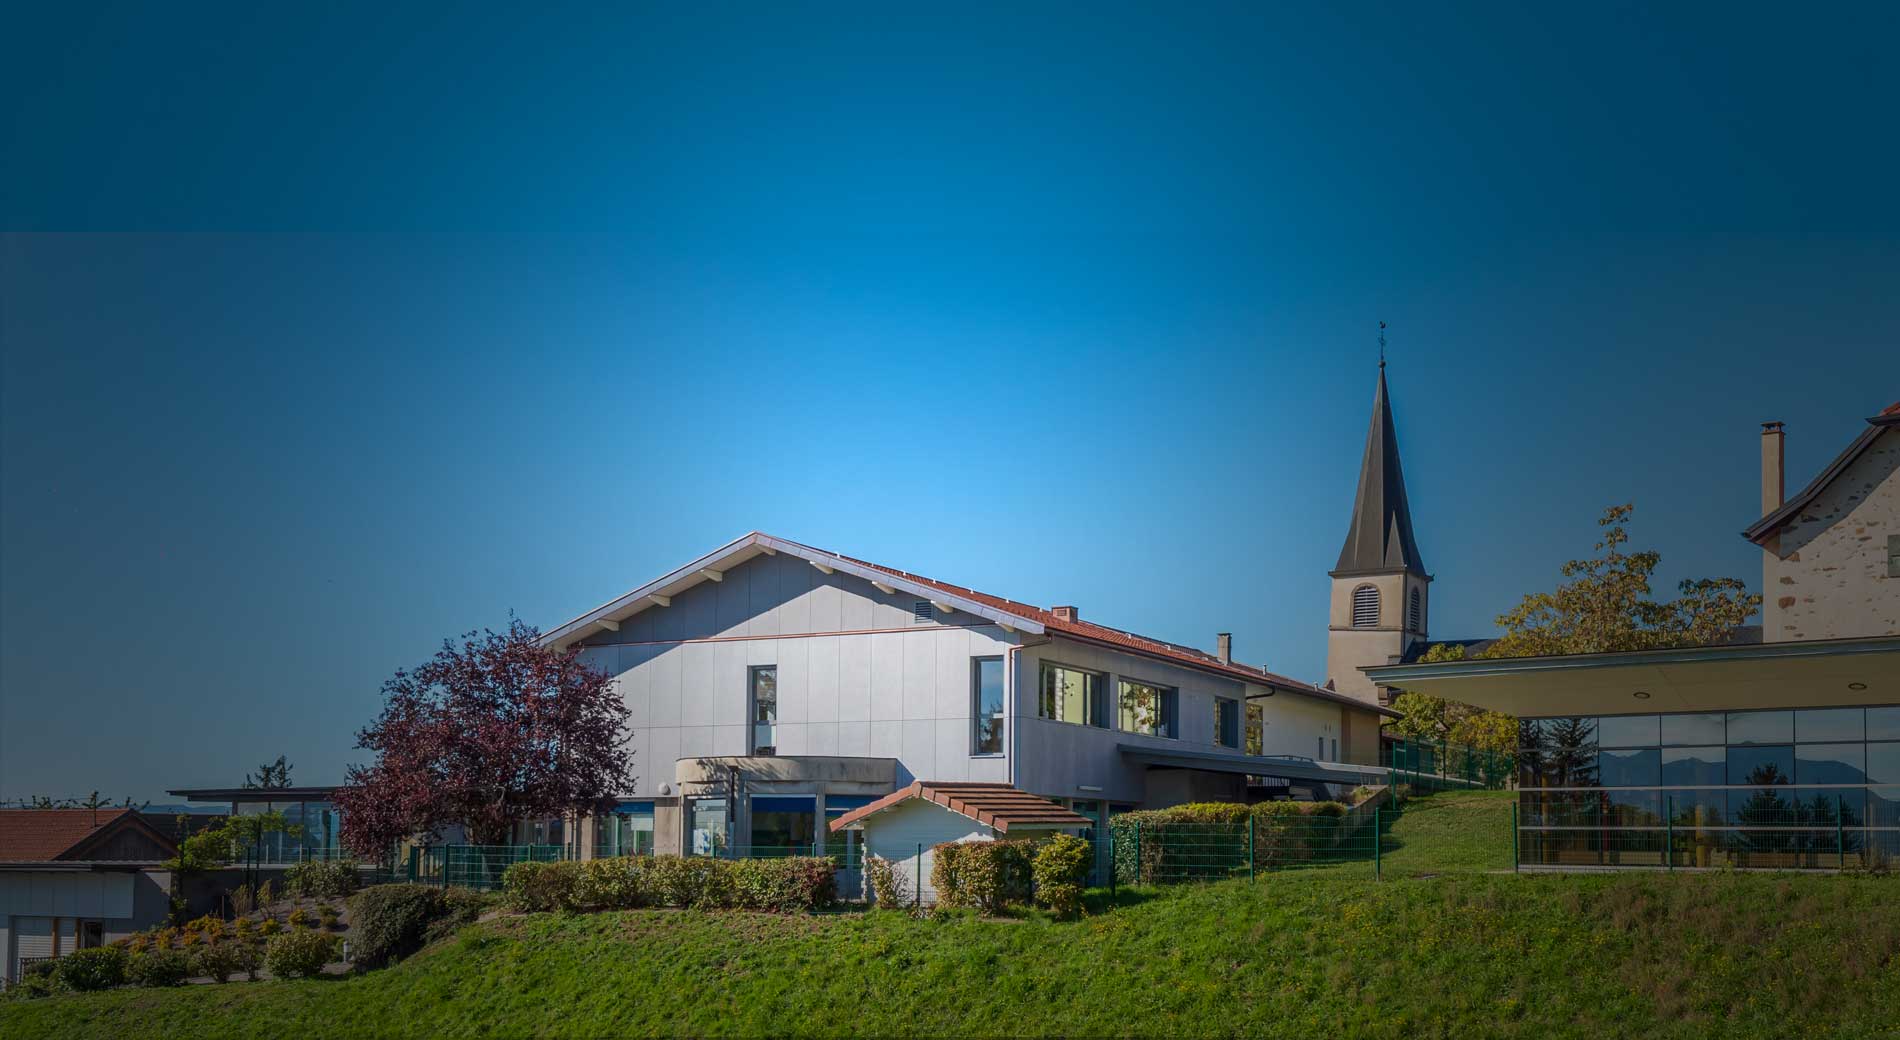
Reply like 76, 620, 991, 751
6, 791, 1899, 1039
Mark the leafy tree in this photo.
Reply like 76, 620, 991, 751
1480, 504, 1759, 659
337, 617, 636, 855
244, 756, 294, 790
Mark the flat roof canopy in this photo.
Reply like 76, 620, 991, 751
1362, 635, 1900, 717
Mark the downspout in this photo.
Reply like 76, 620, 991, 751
1004, 635, 1052, 790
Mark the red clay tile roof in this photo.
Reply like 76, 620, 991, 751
825, 546, 1393, 714
0, 809, 176, 862
828, 782, 1092, 834
1881, 400, 1900, 417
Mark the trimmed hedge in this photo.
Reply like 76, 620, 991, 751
283, 859, 360, 899
128, 948, 193, 988
506, 856, 835, 914
931, 840, 1036, 914
347, 884, 486, 969
1109, 800, 1359, 883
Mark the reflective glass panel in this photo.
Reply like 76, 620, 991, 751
1727, 745, 1794, 786
1795, 708, 1864, 743
1868, 708, 1900, 742
1727, 711, 1793, 744
1604, 788, 1662, 826
1660, 713, 1725, 745
1597, 715, 1659, 748
1866, 742, 1900, 785
1667, 789, 1727, 826
1661, 747, 1725, 786
1599, 748, 1660, 787
1869, 787, 1900, 828
1795, 743, 1866, 785
1729, 786, 1796, 824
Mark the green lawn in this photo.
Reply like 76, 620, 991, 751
7, 791, 1899, 1039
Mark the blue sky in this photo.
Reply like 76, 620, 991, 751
3, 4, 1897, 801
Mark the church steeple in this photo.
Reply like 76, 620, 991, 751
1331, 362, 1426, 577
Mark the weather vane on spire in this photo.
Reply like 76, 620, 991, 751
1378, 321, 1387, 369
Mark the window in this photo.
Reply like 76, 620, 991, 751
1331, 738, 1339, 761
1796, 708, 1864, 743
750, 666, 777, 755
1598, 715, 1660, 748
1889, 534, 1900, 578
689, 798, 728, 857
972, 657, 1005, 755
595, 801, 656, 857
1118, 679, 1177, 737
1245, 702, 1263, 755
1351, 585, 1380, 628
1039, 663, 1104, 727
1408, 587, 1422, 631
750, 796, 816, 855
1726, 711, 1792, 745
1213, 697, 1240, 749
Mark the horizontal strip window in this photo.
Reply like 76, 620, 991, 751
1039, 662, 1107, 728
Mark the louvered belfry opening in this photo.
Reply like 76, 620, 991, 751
1352, 585, 1380, 628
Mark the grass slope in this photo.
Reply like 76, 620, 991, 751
6, 792, 1898, 1040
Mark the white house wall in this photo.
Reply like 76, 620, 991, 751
856, 799, 994, 906
1765, 427, 1900, 641
573, 553, 1016, 796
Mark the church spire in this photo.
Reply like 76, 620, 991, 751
1332, 355, 1426, 577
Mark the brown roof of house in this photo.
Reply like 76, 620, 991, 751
828, 548, 1398, 718
1744, 400, 1900, 546
827, 782, 1092, 834
0, 809, 178, 862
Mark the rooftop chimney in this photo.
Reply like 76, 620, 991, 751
1761, 421, 1786, 515
1216, 633, 1232, 665
1052, 605, 1079, 622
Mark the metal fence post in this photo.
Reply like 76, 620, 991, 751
1665, 795, 1674, 871
1373, 807, 1381, 881
915, 843, 922, 908
1247, 818, 1255, 881
1134, 822, 1142, 885
1838, 795, 1846, 871
1107, 825, 1116, 897
1510, 801, 1519, 873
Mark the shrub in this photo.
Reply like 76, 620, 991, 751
258, 918, 282, 936
129, 948, 193, 987
55, 947, 128, 991
287, 907, 312, 928
193, 942, 245, 983
729, 857, 836, 912
865, 855, 914, 910
932, 840, 1037, 913
319, 908, 340, 930
232, 940, 264, 981
579, 855, 653, 909
283, 859, 360, 899
1032, 834, 1092, 919
423, 887, 491, 947
1109, 800, 1354, 883
349, 884, 479, 968
229, 883, 256, 917
501, 859, 585, 913
265, 930, 339, 979
647, 855, 735, 909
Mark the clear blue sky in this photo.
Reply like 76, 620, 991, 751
3, 3, 1897, 802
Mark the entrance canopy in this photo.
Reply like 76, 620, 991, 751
1363, 634, 1900, 717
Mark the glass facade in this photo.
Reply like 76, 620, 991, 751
748, 795, 815, 854
1518, 706, 1900, 869
234, 798, 343, 862
594, 801, 656, 857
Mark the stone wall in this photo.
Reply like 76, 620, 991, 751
1764, 427, 1900, 641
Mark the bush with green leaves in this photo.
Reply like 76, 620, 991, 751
931, 840, 1037, 914
865, 855, 913, 911
579, 855, 654, 909
129, 947, 193, 987
3, 961, 61, 1000
1031, 834, 1092, 919
231, 940, 264, 981
501, 859, 585, 912
728, 857, 835, 912
282, 859, 360, 899
265, 929, 339, 979
1109, 799, 1355, 883
192, 941, 246, 983
55, 946, 128, 991
348, 884, 450, 969
646, 855, 735, 908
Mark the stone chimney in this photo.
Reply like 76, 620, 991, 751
1052, 605, 1079, 621
1216, 633, 1232, 665
1761, 421, 1785, 515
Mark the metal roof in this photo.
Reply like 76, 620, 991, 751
1332, 363, 1427, 578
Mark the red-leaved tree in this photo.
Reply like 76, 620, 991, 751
337, 617, 635, 856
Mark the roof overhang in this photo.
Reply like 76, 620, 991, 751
167, 786, 339, 802
542, 533, 1047, 650
1363, 635, 1900, 717
1744, 416, 1897, 545
1117, 744, 1384, 786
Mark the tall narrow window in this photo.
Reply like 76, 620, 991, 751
972, 657, 1005, 754
1245, 702, 1264, 755
1408, 587, 1422, 631
1352, 585, 1380, 628
1118, 679, 1177, 737
1214, 697, 1240, 748
1039, 663, 1104, 727
750, 666, 777, 755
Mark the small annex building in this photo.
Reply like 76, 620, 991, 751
828, 782, 1091, 905
0, 809, 178, 986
